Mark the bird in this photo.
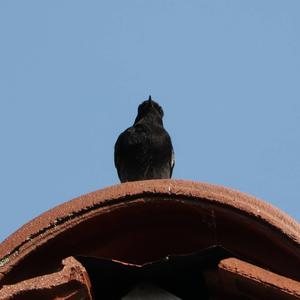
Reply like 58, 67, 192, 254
114, 96, 175, 182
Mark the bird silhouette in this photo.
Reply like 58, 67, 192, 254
114, 96, 174, 182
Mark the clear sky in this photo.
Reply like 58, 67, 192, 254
1, 1, 299, 241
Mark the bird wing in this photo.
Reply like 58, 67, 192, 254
114, 124, 151, 181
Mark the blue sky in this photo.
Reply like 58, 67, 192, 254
1, 1, 299, 241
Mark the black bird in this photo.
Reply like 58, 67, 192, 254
114, 96, 175, 182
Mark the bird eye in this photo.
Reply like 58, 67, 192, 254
159, 107, 164, 117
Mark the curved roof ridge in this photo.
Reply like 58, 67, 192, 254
0, 179, 299, 283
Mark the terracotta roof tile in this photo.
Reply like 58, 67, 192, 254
205, 257, 300, 299
0, 179, 299, 297
0, 256, 92, 299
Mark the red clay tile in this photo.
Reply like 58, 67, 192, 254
0, 180, 299, 286
205, 257, 300, 299
0, 256, 93, 300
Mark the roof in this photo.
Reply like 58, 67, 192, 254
0, 179, 299, 299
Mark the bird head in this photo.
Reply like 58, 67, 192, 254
134, 96, 164, 124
